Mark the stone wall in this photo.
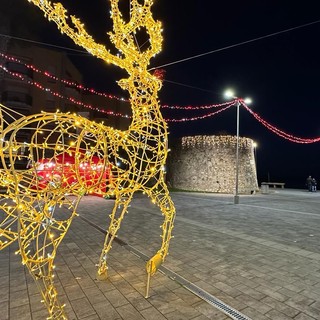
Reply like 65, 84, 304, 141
167, 135, 258, 194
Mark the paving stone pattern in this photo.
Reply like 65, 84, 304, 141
1, 189, 320, 319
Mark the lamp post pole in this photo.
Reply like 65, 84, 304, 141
224, 90, 251, 205
234, 99, 240, 204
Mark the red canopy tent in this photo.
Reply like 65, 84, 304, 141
31, 149, 111, 196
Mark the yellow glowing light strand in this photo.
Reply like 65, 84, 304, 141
0, 0, 175, 319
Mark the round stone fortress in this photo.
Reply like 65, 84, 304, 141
167, 135, 259, 194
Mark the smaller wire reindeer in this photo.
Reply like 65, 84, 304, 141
0, 0, 176, 319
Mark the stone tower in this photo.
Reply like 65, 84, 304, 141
167, 135, 258, 194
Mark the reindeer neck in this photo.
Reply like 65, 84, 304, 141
126, 74, 167, 137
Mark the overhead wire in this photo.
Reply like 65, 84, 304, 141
148, 19, 320, 71
2, 52, 320, 142
0, 33, 90, 54
2, 19, 320, 98
163, 79, 220, 95
2, 18, 320, 72
2, 18, 320, 141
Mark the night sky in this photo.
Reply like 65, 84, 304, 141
5, 0, 320, 188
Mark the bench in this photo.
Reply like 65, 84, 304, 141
261, 182, 285, 189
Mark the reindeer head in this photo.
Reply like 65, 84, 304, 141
109, 0, 163, 71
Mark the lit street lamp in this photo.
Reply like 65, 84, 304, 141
224, 89, 252, 204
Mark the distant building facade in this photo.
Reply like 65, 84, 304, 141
0, 37, 130, 129
0, 41, 83, 116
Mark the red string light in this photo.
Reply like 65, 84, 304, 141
0, 63, 130, 118
2, 52, 320, 142
166, 104, 235, 122
161, 101, 235, 110
241, 102, 320, 144
0, 52, 127, 102
0, 52, 234, 111
0, 56, 235, 122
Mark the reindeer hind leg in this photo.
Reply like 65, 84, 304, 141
144, 178, 176, 297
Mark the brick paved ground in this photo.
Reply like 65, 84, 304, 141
1, 189, 320, 319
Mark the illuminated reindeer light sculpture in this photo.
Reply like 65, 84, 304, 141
0, 0, 176, 318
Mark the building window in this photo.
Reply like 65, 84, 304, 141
5, 61, 33, 79
1, 91, 32, 107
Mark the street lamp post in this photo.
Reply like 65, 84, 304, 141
224, 90, 252, 204
234, 99, 240, 204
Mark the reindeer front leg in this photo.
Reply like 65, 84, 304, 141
18, 196, 81, 319
96, 193, 134, 280
0, 196, 19, 250
21, 255, 67, 319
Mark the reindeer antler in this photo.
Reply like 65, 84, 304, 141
27, 0, 124, 68
27, 0, 163, 73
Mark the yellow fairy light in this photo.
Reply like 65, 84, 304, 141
1, 0, 176, 319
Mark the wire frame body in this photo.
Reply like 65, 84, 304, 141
0, 1, 175, 318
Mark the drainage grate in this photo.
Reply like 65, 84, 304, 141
80, 215, 252, 320
157, 267, 252, 320
165, 271, 252, 320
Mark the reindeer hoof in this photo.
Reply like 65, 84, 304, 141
146, 253, 163, 276
96, 270, 108, 281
